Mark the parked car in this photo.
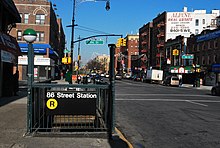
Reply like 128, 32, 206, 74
94, 74, 103, 84
100, 73, 105, 77
211, 85, 220, 96
115, 73, 122, 80
105, 73, 110, 78
163, 76, 179, 86
124, 73, 131, 79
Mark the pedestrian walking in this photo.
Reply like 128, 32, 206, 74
65, 69, 72, 84
179, 78, 182, 87
13, 70, 19, 96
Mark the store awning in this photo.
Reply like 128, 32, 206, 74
212, 64, 220, 73
0, 31, 21, 56
19, 43, 56, 55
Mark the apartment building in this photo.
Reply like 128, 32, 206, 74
141, 7, 220, 70
139, 22, 153, 70
187, 28, 220, 85
10, 0, 65, 81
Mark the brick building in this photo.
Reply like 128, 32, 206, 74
0, 0, 21, 97
115, 35, 139, 74
139, 22, 153, 70
187, 28, 220, 85
10, 0, 65, 81
142, 7, 220, 71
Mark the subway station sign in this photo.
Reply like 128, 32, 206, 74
45, 91, 97, 115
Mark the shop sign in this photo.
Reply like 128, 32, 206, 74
18, 56, 50, 65
0, 31, 21, 55
45, 91, 97, 115
1, 50, 16, 63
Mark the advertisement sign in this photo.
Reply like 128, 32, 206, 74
166, 12, 194, 40
18, 56, 50, 65
45, 91, 97, 115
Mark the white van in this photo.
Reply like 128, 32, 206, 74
163, 76, 179, 86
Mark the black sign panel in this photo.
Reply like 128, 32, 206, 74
45, 91, 97, 115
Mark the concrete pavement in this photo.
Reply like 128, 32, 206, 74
0, 81, 131, 148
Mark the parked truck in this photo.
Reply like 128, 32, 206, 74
144, 69, 163, 84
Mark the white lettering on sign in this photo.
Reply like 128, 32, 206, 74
57, 92, 75, 98
46, 92, 97, 99
77, 93, 97, 99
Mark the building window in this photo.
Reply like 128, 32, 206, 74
211, 19, 216, 25
196, 44, 200, 51
214, 55, 217, 63
36, 32, 45, 42
36, 14, 45, 24
17, 30, 22, 41
214, 39, 218, 48
24, 14, 29, 24
202, 42, 205, 50
203, 19, 205, 24
207, 56, 210, 65
202, 56, 205, 65
195, 19, 199, 26
20, 13, 23, 22
208, 41, 211, 49
195, 29, 199, 35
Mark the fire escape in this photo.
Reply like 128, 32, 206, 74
140, 32, 148, 69
156, 21, 165, 68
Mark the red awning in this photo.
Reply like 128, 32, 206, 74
0, 31, 21, 56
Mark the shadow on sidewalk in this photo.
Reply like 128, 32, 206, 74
0, 88, 27, 107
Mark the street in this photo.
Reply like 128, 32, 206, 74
115, 80, 220, 148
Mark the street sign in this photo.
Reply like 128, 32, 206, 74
86, 40, 104, 45
64, 49, 71, 53
182, 54, 194, 59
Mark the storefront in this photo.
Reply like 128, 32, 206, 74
18, 43, 58, 81
212, 63, 220, 84
0, 31, 21, 97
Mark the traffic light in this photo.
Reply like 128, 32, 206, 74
122, 39, 126, 46
116, 38, 122, 47
116, 42, 120, 48
62, 57, 71, 64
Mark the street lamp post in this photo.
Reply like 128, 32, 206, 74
23, 28, 37, 133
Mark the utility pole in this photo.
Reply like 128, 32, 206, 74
77, 36, 81, 84
70, 0, 76, 74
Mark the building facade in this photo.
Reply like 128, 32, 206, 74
147, 7, 220, 70
0, 0, 21, 97
187, 28, 220, 85
116, 35, 139, 74
139, 22, 153, 70
10, 0, 65, 81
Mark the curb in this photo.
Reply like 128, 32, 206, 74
115, 127, 133, 148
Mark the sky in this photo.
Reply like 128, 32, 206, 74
50, 0, 220, 64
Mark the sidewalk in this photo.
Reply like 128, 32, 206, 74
0, 80, 131, 148
181, 84, 212, 91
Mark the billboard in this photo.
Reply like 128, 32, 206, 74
166, 12, 194, 41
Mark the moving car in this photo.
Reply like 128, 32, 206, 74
163, 76, 179, 86
211, 85, 220, 96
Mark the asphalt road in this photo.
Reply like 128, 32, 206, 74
115, 80, 220, 148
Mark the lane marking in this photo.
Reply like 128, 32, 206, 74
116, 98, 220, 103
186, 100, 208, 107
116, 94, 213, 97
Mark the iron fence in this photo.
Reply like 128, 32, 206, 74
29, 83, 111, 136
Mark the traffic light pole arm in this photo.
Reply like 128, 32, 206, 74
73, 34, 123, 43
